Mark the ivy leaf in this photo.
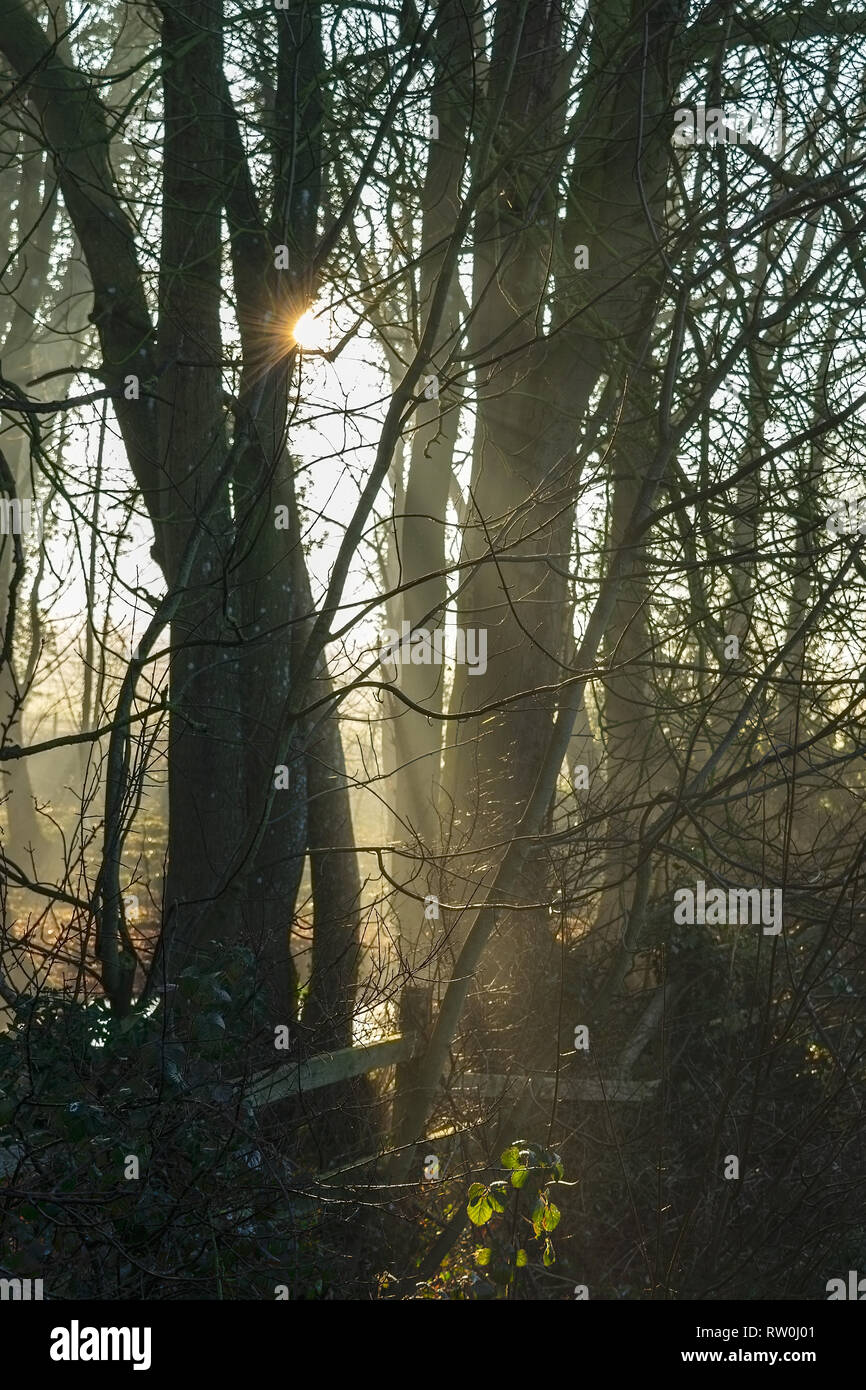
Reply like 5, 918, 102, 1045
197, 1011, 226, 1038
163, 1060, 186, 1090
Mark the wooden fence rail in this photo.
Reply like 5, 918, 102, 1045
246, 1033, 416, 1110
244, 1034, 657, 1110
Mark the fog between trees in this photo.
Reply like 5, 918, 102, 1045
0, 0, 865, 1302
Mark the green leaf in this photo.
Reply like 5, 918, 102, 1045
543, 1238, 555, 1267
542, 1202, 561, 1232
531, 1202, 544, 1237
515, 1249, 528, 1267
474, 1246, 492, 1266
502, 1138, 536, 1167
510, 1165, 531, 1188
467, 1187, 494, 1226
488, 1181, 508, 1212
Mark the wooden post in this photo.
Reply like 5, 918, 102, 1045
392, 983, 432, 1145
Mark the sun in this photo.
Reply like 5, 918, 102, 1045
291, 307, 329, 351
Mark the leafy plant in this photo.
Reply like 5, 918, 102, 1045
466, 1140, 566, 1294
0, 953, 331, 1299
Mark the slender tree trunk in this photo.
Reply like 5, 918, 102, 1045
156, 0, 243, 991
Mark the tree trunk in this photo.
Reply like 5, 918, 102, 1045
156, 0, 243, 997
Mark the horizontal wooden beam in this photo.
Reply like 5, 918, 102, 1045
244, 1033, 658, 1111
446, 1072, 660, 1102
246, 1032, 418, 1109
